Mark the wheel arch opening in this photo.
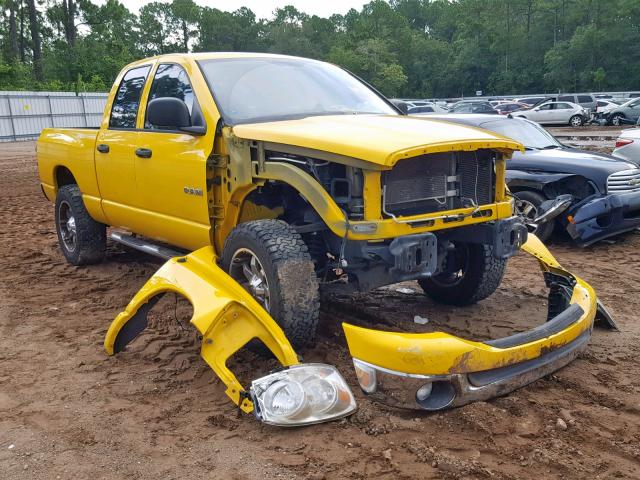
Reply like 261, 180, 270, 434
54, 166, 77, 190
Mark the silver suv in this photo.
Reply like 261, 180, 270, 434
556, 93, 597, 113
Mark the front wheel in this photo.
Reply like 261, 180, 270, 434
611, 113, 624, 126
513, 190, 554, 242
221, 220, 320, 349
418, 242, 507, 306
569, 115, 584, 127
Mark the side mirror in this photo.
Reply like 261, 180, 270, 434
534, 107, 540, 111
147, 97, 205, 135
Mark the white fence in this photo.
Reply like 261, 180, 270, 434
0, 91, 108, 142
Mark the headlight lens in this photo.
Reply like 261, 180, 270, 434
250, 364, 356, 426
263, 380, 306, 419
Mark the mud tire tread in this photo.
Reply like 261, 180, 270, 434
221, 219, 320, 349
418, 243, 507, 306
55, 184, 106, 265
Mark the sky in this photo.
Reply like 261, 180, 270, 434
104, 0, 370, 19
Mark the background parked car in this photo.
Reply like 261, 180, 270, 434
495, 102, 528, 115
428, 114, 640, 245
606, 97, 640, 126
407, 100, 430, 107
449, 101, 497, 114
596, 99, 621, 115
407, 103, 449, 114
612, 128, 640, 162
512, 101, 587, 126
515, 96, 547, 106
556, 93, 597, 113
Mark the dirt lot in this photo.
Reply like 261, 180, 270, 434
1, 141, 639, 479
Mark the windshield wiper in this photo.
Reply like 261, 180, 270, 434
541, 145, 560, 149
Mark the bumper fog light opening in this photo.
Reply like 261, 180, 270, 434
416, 382, 433, 402
415, 381, 456, 411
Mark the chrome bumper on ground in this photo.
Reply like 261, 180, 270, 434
345, 235, 597, 411
352, 330, 590, 411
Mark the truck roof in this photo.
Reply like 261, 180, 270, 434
124, 52, 317, 68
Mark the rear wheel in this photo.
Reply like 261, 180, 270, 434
221, 220, 320, 349
569, 115, 584, 127
513, 190, 554, 242
55, 184, 106, 265
418, 242, 506, 306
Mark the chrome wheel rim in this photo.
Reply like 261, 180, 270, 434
570, 116, 582, 126
517, 198, 539, 223
229, 248, 271, 311
58, 200, 77, 252
515, 198, 542, 234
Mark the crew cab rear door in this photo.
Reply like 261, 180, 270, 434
95, 64, 151, 228
132, 62, 213, 251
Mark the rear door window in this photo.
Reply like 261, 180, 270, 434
556, 103, 572, 109
578, 95, 593, 103
558, 95, 574, 103
109, 65, 151, 129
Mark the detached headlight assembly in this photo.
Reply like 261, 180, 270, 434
250, 364, 357, 426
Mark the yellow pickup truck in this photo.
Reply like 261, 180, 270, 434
37, 53, 603, 427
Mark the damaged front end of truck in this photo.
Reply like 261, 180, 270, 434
105, 234, 604, 426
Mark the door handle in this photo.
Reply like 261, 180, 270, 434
97, 144, 109, 153
135, 148, 152, 158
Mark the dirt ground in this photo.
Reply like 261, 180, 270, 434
1, 141, 639, 480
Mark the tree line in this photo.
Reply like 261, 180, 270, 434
1, 0, 639, 98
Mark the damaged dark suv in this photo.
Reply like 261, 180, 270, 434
425, 114, 640, 245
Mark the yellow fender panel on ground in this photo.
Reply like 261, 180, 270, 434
104, 247, 299, 413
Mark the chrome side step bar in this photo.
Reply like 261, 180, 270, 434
110, 231, 187, 260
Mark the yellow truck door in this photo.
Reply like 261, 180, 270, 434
95, 64, 152, 228
132, 62, 213, 251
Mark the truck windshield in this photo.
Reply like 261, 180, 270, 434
198, 57, 397, 125
480, 118, 562, 150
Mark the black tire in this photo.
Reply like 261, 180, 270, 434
569, 115, 583, 127
513, 190, 554, 242
55, 184, 106, 265
221, 219, 320, 349
611, 113, 624, 126
418, 243, 506, 306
